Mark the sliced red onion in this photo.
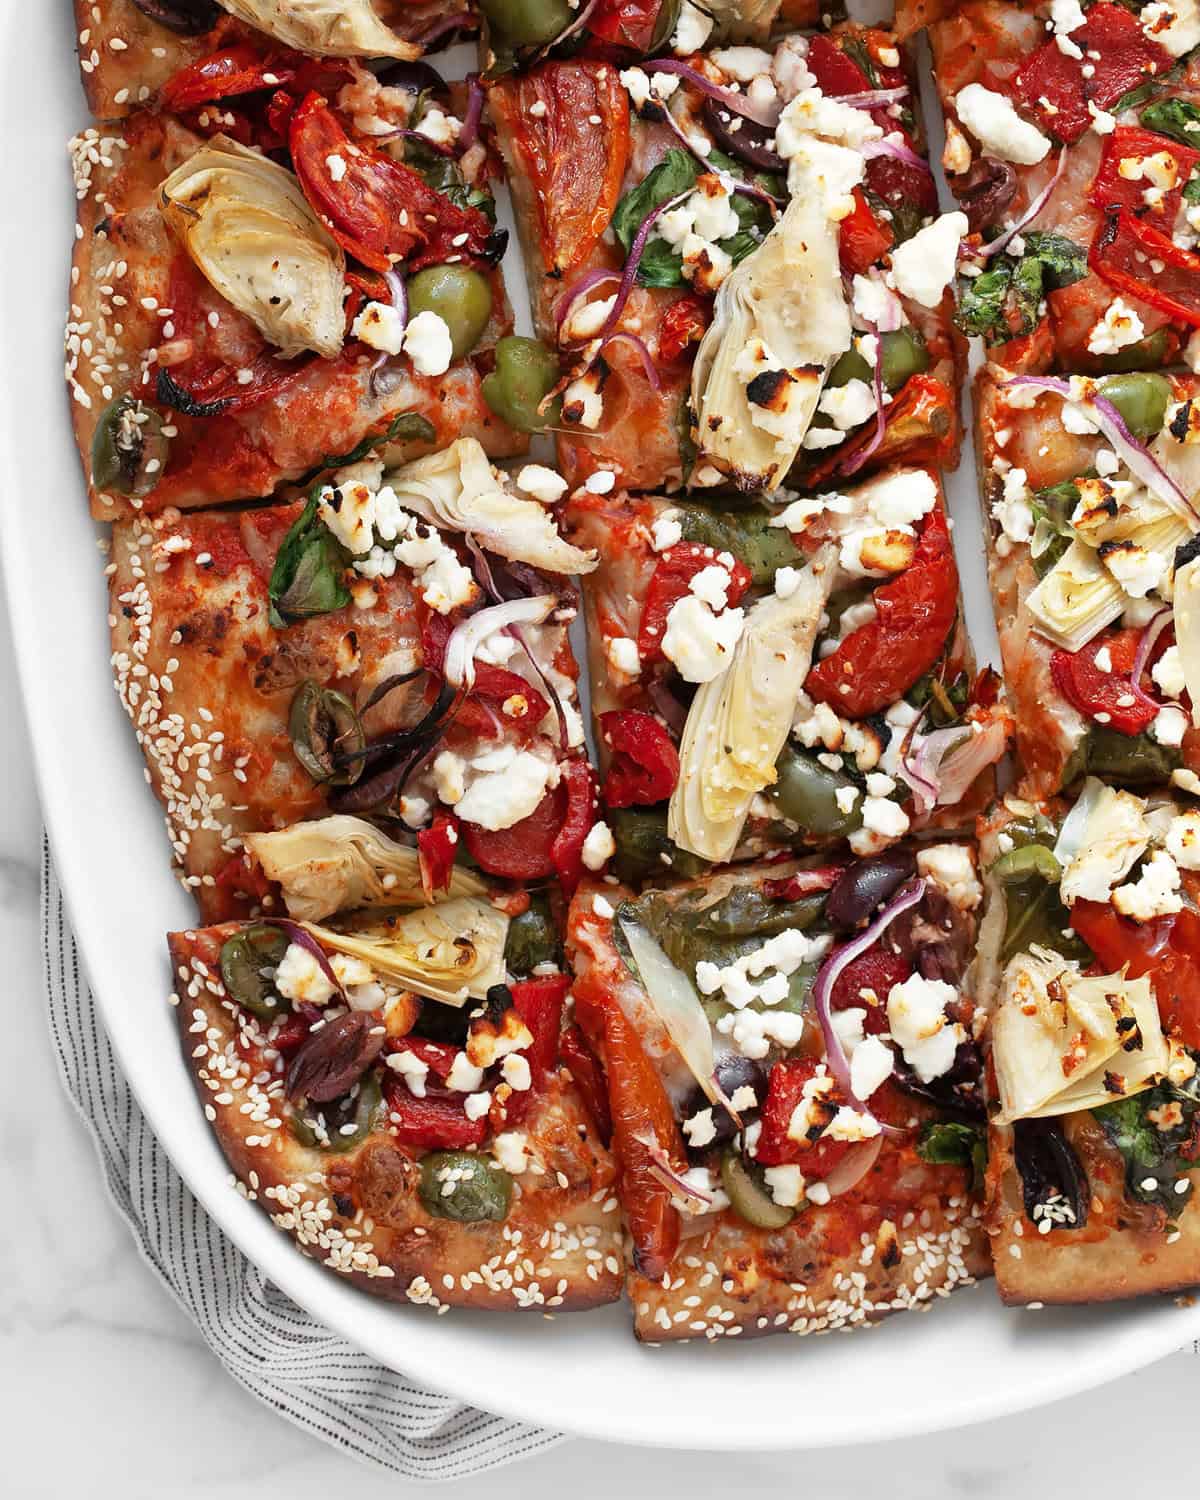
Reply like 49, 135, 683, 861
830, 87, 910, 107
599, 189, 693, 341
413, 10, 474, 46
1130, 605, 1173, 714
457, 75, 484, 153
645, 677, 688, 734
443, 596, 558, 691
896, 711, 940, 815
811, 876, 927, 1129
634, 1130, 713, 1206
862, 135, 931, 173
643, 60, 776, 126
384, 268, 408, 330
1004, 375, 1200, 525
930, 718, 1010, 809
269, 920, 346, 1002
979, 149, 1066, 261
555, 269, 620, 340
384, 126, 458, 158
839, 322, 886, 478
817, 1132, 884, 1199
601, 330, 662, 391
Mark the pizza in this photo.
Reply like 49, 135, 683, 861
975, 367, 1200, 798
170, 913, 623, 1310
567, 466, 1010, 873
108, 444, 600, 922
70, 66, 526, 521
566, 847, 991, 1341
488, 23, 965, 494
976, 784, 1200, 1303
931, 0, 1200, 373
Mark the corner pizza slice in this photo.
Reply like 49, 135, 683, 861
977, 781, 1200, 1303
565, 844, 991, 1341
170, 905, 621, 1311
566, 465, 1009, 878
73, 1, 475, 120
488, 23, 964, 494
975, 367, 1200, 798
931, 0, 1200, 373
109, 440, 602, 922
70, 68, 528, 520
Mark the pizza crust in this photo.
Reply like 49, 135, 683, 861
169, 924, 625, 1312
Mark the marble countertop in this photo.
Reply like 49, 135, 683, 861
1, 562, 1193, 1500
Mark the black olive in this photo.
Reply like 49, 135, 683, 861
130, 0, 220, 35
1013, 1117, 1090, 1228
701, 97, 785, 173
825, 849, 917, 932
374, 60, 451, 97
682, 1057, 766, 1155
955, 156, 1018, 235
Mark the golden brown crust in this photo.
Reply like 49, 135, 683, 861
169, 924, 624, 1312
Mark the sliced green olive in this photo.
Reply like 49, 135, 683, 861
768, 746, 863, 837
479, 0, 573, 47
990, 844, 1062, 885
419, 1150, 513, 1222
91, 394, 169, 497
878, 327, 930, 391
406, 265, 494, 361
288, 680, 365, 785
827, 347, 872, 389
721, 1148, 795, 1229
290, 1071, 384, 1153
482, 336, 561, 432
219, 924, 290, 1021
1096, 372, 1172, 441
1092, 327, 1169, 374
504, 893, 561, 979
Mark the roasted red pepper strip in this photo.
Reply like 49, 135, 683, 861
1089, 126, 1200, 224
600, 710, 681, 808
161, 43, 296, 111
387, 1035, 463, 1081
382, 1077, 489, 1150
806, 503, 958, 719
418, 812, 460, 900
637, 542, 751, 662
829, 949, 910, 1032
804, 374, 956, 486
511, 975, 571, 1084
839, 187, 895, 277
658, 293, 712, 364
602, 996, 683, 1280
560, 1023, 613, 1144
421, 609, 551, 739
1091, 208, 1200, 328
762, 865, 847, 901
1050, 626, 1160, 736
460, 783, 567, 881
755, 1058, 853, 1173
803, 34, 872, 95
289, 92, 493, 274
550, 758, 599, 899
587, 0, 664, 50
1070, 901, 1200, 1050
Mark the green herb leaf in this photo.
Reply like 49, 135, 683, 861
268, 494, 352, 629
320, 410, 436, 472
917, 1121, 987, 1191
1092, 1082, 1200, 1217
1140, 95, 1200, 145
955, 232, 1086, 342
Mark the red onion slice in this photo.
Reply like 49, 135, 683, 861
862, 135, 932, 173
1130, 605, 1173, 715
811, 876, 927, 1129
384, 268, 408, 330
555, 269, 621, 340
413, 11, 474, 46
386, 126, 457, 158
817, 1132, 884, 1199
839, 322, 885, 478
457, 75, 484, 153
1004, 374, 1200, 525
599, 189, 693, 341
601, 330, 662, 391
634, 1131, 713, 1206
978, 149, 1066, 261
443, 596, 558, 691
643, 59, 776, 126
830, 87, 910, 107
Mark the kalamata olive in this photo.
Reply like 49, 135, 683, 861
701, 97, 785, 173
682, 1057, 766, 1153
289, 680, 365, 786
824, 849, 917, 932
955, 156, 1017, 235
1013, 1117, 1089, 1228
286, 1012, 386, 1104
893, 1037, 985, 1119
886, 885, 974, 986
373, 60, 450, 96
131, 0, 220, 35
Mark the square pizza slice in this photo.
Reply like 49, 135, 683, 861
169, 909, 622, 1311
487, 22, 964, 495
975, 367, 1200, 799
70, 81, 527, 521
108, 440, 601, 922
565, 845, 991, 1341
932, 0, 1200, 373
73, 1, 472, 119
977, 782, 1200, 1304
565, 465, 1010, 878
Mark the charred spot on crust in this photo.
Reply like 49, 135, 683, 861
746, 368, 793, 411
1171, 399, 1195, 442
1176, 534, 1200, 571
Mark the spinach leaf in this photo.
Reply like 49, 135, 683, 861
1030, 477, 1081, 576
320, 410, 436, 471
675, 500, 803, 587
955, 232, 1086, 342
268, 493, 351, 629
1092, 1083, 1200, 1218
1024, 230, 1088, 287
917, 1121, 987, 1190
1114, 78, 1165, 114
405, 141, 497, 221
1000, 873, 1089, 966
1140, 95, 1200, 145
612, 150, 699, 259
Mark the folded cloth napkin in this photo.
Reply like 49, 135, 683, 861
40, 839, 562, 1480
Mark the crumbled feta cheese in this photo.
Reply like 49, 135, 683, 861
516, 464, 568, 504
955, 83, 1052, 164
717, 1006, 807, 1060
492, 1131, 529, 1174
432, 749, 467, 806
352, 300, 406, 355
826, 1105, 882, 1142
887, 974, 964, 1083
672, 0, 714, 52
605, 634, 641, 678
728, 1084, 758, 1112
319, 479, 376, 555
1142, 0, 1200, 57
1050, 0, 1086, 32
1112, 849, 1183, 919
446, 1053, 486, 1093
463, 1091, 492, 1121
386, 1049, 429, 1098
688, 563, 735, 610
819, 378, 877, 430
661, 594, 745, 682
683, 1107, 718, 1149
403, 310, 454, 377
593, 894, 615, 920
651, 510, 683, 551
850, 1035, 895, 1100
851, 272, 900, 328
273, 943, 336, 1007
917, 843, 983, 911
562, 372, 603, 429
1166, 809, 1200, 868
501, 1053, 532, 1092
992, 465, 1035, 544
1154, 644, 1187, 699
1087, 298, 1146, 356
1152, 703, 1190, 747
1102, 542, 1168, 598
581, 820, 616, 872
763, 1163, 806, 1208
454, 748, 556, 831
890, 212, 969, 308
711, 46, 774, 81
777, 87, 884, 153
325, 152, 348, 182
849, 794, 910, 853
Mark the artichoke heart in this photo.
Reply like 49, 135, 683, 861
160, 136, 346, 359
218, 0, 419, 58
689, 185, 851, 492
1025, 540, 1127, 652
1174, 551, 1200, 728
305, 897, 509, 1006
668, 547, 836, 862
245, 816, 487, 923
383, 438, 598, 575
992, 954, 1167, 1123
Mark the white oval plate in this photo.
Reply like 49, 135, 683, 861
7, 4, 1200, 1450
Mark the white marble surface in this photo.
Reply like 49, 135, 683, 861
0, 564, 1194, 1500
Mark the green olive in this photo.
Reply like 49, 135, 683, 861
91, 394, 169, 497
1096, 372, 1172, 441
288, 680, 365, 785
1092, 327, 1169, 374
419, 1150, 513, 1222
827, 347, 873, 389
482, 336, 561, 432
290, 1072, 384, 1153
878, 328, 930, 392
406, 265, 494, 361
768, 746, 863, 838
650, 0, 682, 50
505, 893, 561, 979
989, 844, 1062, 886
479, 0, 573, 46
720, 1148, 795, 1229
219, 924, 290, 1022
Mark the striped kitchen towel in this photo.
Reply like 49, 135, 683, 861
40, 840, 563, 1480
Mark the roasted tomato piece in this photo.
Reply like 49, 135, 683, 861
839, 187, 894, 276
600, 710, 680, 808
805, 374, 957, 485
1091, 209, 1200, 329
382, 1077, 489, 1150
1050, 626, 1161, 736
161, 43, 295, 111
1071, 902, 1200, 1050
460, 782, 568, 880
755, 1058, 853, 1174
550, 758, 599, 898
636, 542, 751, 663
1089, 126, 1200, 225
588, 0, 665, 50
829, 949, 910, 1033
658, 293, 712, 363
